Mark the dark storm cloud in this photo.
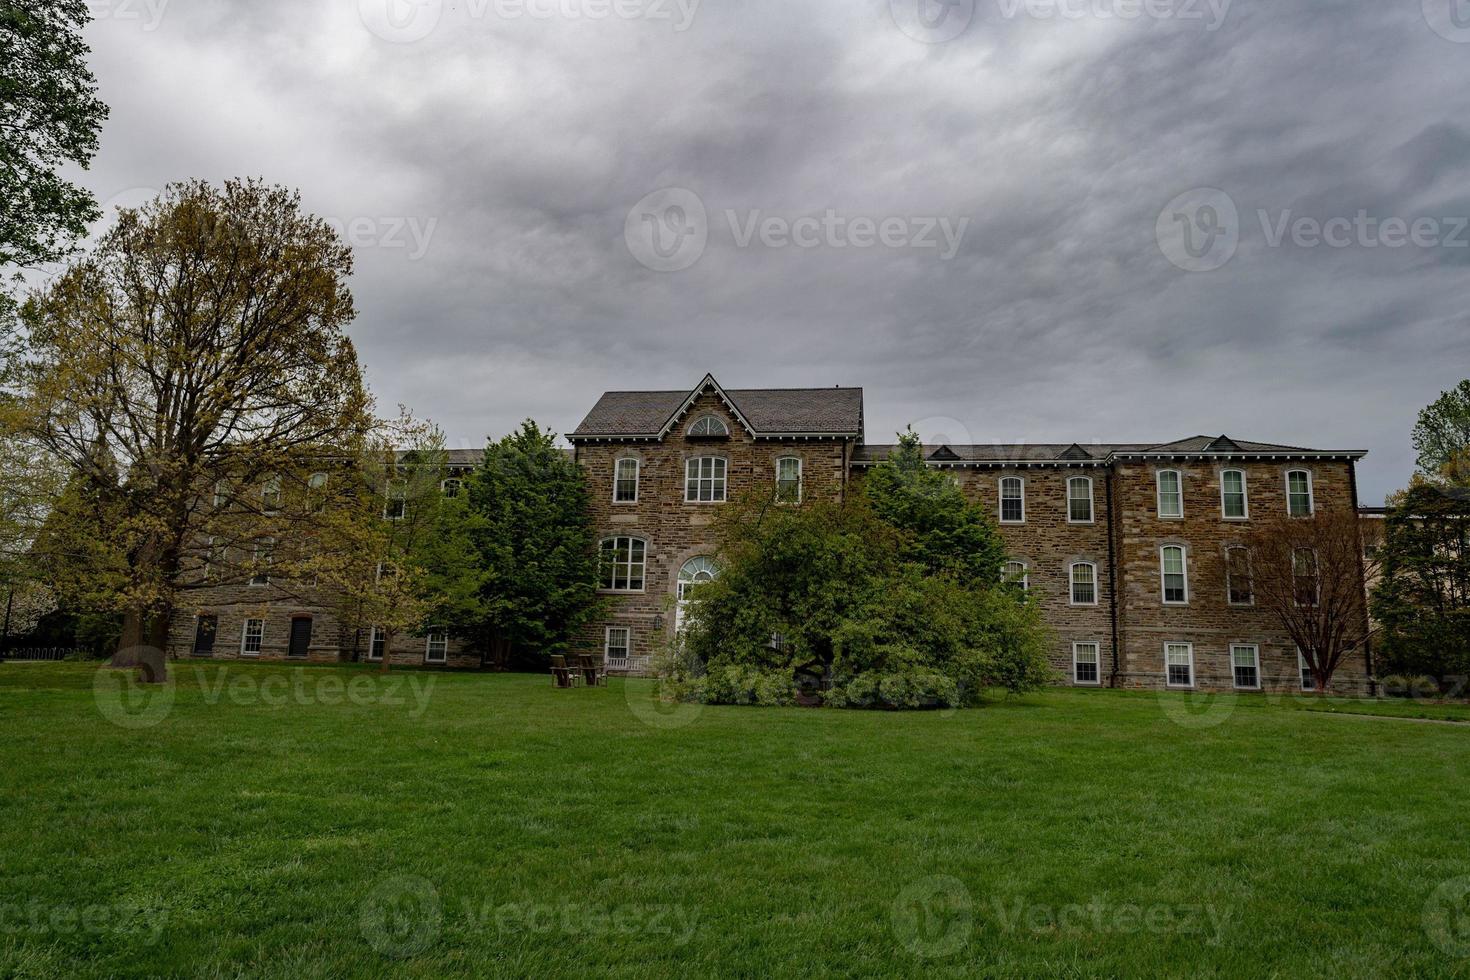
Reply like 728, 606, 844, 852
67, 0, 1470, 500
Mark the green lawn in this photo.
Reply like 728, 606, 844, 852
2, 662, 1469, 978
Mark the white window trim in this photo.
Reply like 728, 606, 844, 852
240, 619, 264, 657
687, 415, 729, 438
1164, 642, 1194, 689
1298, 650, 1319, 691
1072, 642, 1102, 686
439, 477, 462, 497
775, 456, 803, 504
604, 626, 631, 664
1067, 476, 1095, 524
1004, 560, 1029, 592
999, 477, 1026, 524
213, 480, 229, 509
613, 457, 640, 504
261, 475, 282, 515
1159, 545, 1189, 605
367, 626, 384, 662
599, 536, 648, 593
1231, 644, 1262, 691
1069, 561, 1099, 606
1285, 469, 1315, 517
1225, 546, 1254, 606
424, 629, 448, 665
249, 538, 274, 587
1219, 469, 1249, 520
383, 479, 408, 520
684, 456, 728, 504
1156, 469, 1184, 520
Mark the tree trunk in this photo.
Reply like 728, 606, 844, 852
110, 610, 145, 668
379, 631, 392, 673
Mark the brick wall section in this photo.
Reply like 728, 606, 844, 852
1112, 459, 1369, 694
572, 390, 852, 668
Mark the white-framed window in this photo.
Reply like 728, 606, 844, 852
261, 475, 282, 515
1298, 650, 1318, 691
241, 618, 264, 656
1226, 546, 1254, 605
213, 480, 229, 509
1231, 644, 1261, 690
1070, 561, 1097, 605
249, 538, 274, 586
599, 536, 646, 592
1164, 642, 1194, 688
1073, 642, 1101, 685
1160, 545, 1189, 605
676, 556, 719, 633
425, 629, 448, 664
604, 626, 631, 664
1220, 469, 1248, 520
687, 415, 729, 438
440, 477, 462, 499
203, 536, 220, 581
999, 477, 1025, 524
685, 457, 727, 503
775, 456, 802, 504
1003, 560, 1029, 592
613, 458, 639, 503
1293, 548, 1320, 607
1156, 470, 1183, 519
367, 626, 385, 662
1067, 477, 1094, 523
1286, 469, 1314, 517
309, 472, 329, 512
384, 479, 407, 520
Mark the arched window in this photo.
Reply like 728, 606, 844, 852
1286, 470, 1314, 517
1156, 470, 1183, 519
676, 556, 719, 632
1003, 560, 1029, 592
440, 478, 462, 499
599, 536, 647, 592
1067, 477, 1094, 523
1220, 469, 1248, 519
999, 477, 1025, 523
775, 457, 802, 503
687, 415, 729, 438
1070, 561, 1097, 605
1160, 545, 1188, 604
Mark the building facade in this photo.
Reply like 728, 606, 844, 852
569, 375, 1372, 694
169, 373, 1372, 694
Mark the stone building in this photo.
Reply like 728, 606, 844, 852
170, 373, 1373, 693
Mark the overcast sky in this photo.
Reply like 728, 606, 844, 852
65, 0, 1470, 502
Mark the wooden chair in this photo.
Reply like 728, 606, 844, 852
550, 655, 578, 688
578, 655, 607, 687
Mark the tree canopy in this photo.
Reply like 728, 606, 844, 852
1412, 379, 1470, 488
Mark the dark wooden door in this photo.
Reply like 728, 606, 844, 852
288, 617, 312, 659
193, 615, 217, 655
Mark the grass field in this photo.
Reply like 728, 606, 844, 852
2, 661, 1469, 978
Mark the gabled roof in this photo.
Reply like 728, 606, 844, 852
571, 374, 865, 440
928, 445, 962, 462
1057, 444, 1092, 460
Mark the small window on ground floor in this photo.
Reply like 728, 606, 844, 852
1231, 644, 1260, 690
241, 619, 264, 656
605, 627, 631, 664
1299, 651, 1318, 691
1165, 642, 1193, 688
1073, 642, 1100, 685
425, 630, 447, 664
368, 627, 385, 662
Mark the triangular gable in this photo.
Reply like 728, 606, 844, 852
655, 373, 757, 439
1204, 435, 1242, 452
1056, 444, 1092, 461
928, 445, 962, 462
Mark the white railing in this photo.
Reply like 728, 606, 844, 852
606, 655, 653, 675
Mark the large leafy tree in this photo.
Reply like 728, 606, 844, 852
1370, 485, 1470, 686
10, 180, 371, 673
861, 427, 1006, 582
1, 0, 108, 271
436, 421, 602, 666
1412, 380, 1470, 488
